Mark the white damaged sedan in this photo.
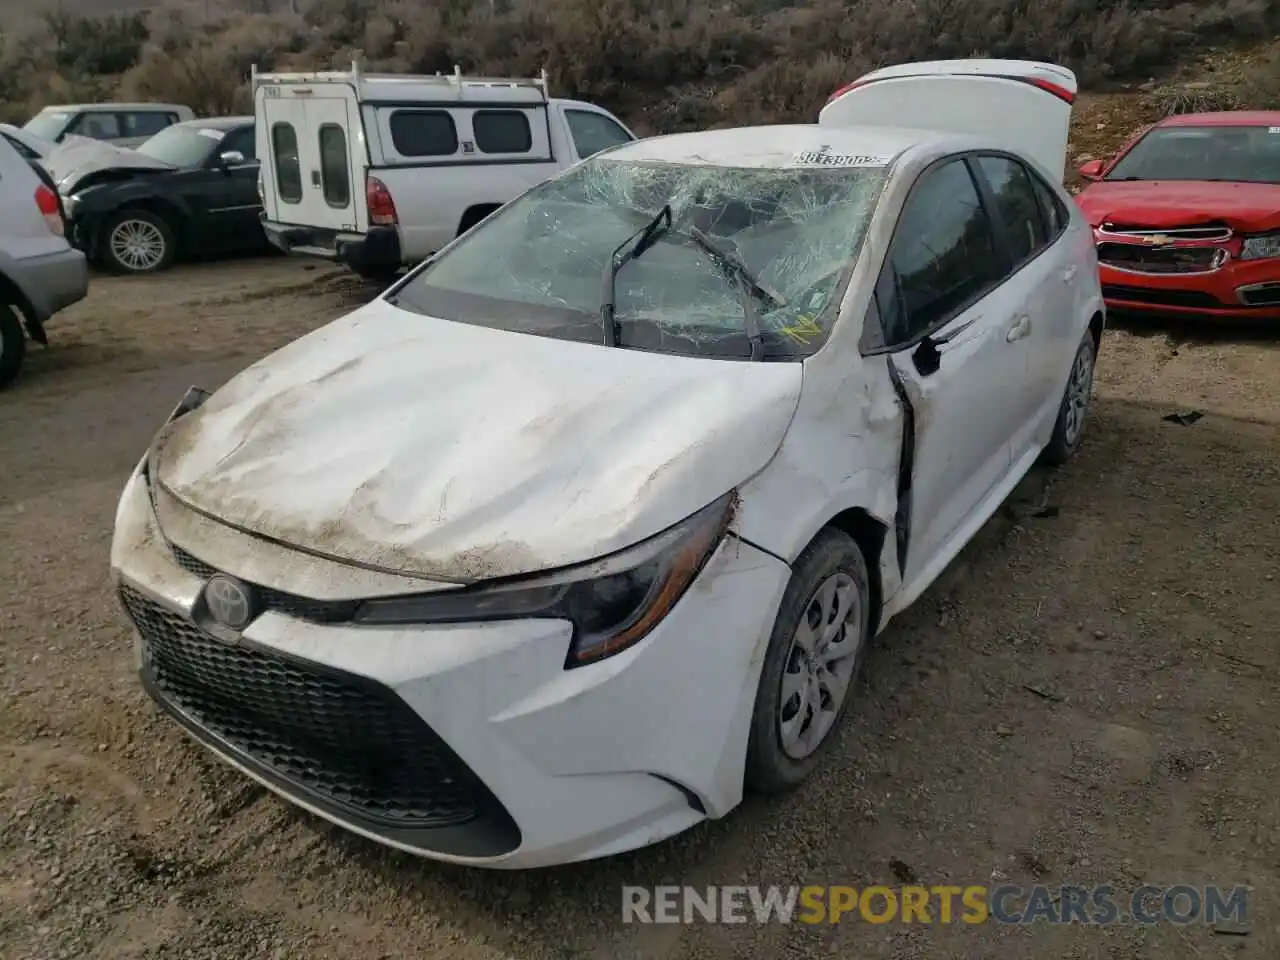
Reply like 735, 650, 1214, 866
111, 60, 1105, 868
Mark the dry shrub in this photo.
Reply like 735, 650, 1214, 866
3, 0, 1280, 129
1234, 48, 1280, 109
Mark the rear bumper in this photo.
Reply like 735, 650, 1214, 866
10, 246, 89, 325
262, 218, 401, 273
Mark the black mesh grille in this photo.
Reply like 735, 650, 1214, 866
169, 544, 358, 623
1101, 284, 1223, 309
120, 584, 490, 828
1097, 242, 1223, 274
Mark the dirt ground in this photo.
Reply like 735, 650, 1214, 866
3, 108, 1280, 958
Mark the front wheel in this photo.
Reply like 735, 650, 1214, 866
100, 209, 176, 274
0, 302, 26, 389
1041, 330, 1097, 467
745, 528, 872, 794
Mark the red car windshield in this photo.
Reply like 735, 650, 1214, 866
1105, 125, 1280, 184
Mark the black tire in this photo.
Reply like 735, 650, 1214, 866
745, 528, 872, 794
1041, 330, 1097, 467
457, 205, 501, 236
0, 302, 27, 390
352, 265, 401, 285
99, 208, 177, 274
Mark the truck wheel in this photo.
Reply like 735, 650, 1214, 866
100, 209, 176, 274
352, 265, 400, 285
0, 303, 27, 390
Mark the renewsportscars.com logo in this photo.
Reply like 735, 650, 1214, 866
622, 884, 1250, 926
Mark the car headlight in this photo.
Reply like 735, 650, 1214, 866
61, 193, 78, 218
1239, 233, 1280, 261
354, 491, 736, 668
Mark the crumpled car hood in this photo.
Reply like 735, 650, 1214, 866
46, 138, 172, 193
153, 299, 804, 582
1076, 179, 1280, 233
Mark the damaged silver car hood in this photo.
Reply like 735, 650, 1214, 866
153, 299, 804, 582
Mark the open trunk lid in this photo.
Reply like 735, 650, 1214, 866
818, 59, 1077, 182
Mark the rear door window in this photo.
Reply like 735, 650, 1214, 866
271, 122, 302, 203
1028, 170, 1069, 238
973, 155, 1048, 267
2, 132, 38, 160
68, 112, 120, 140
318, 123, 350, 207
472, 110, 532, 154
389, 110, 458, 157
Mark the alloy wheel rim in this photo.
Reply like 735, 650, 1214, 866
1062, 343, 1094, 447
778, 572, 863, 760
110, 219, 166, 271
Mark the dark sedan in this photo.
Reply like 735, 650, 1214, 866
48, 117, 268, 274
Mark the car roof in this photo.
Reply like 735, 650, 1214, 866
1158, 110, 1280, 128
37, 103, 188, 113
606, 123, 958, 169
173, 116, 253, 130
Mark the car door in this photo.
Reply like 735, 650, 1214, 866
968, 152, 1063, 463
203, 125, 263, 250
863, 156, 1022, 590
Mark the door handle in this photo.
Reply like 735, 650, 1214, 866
1062, 265, 1078, 283
1006, 314, 1031, 342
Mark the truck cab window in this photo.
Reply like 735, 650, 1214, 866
565, 110, 633, 159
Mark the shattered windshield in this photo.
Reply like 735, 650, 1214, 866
1106, 126, 1280, 184
390, 157, 888, 359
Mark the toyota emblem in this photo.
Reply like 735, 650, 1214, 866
203, 574, 257, 630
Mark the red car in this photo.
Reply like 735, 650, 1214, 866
1075, 110, 1280, 320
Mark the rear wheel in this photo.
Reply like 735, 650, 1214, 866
1041, 330, 1096, 466
0, 302, 27, 390
100, 209, 176, 274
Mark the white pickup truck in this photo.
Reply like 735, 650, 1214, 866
252, 63, 638, 281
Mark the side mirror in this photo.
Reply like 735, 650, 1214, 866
218, 150, 245, 167
1077, 159, 1105, 181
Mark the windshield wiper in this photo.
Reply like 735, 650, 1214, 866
688, 226, 784, 361
600, 204, 672, 346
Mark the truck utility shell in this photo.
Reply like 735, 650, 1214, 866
252, 62, 637, 279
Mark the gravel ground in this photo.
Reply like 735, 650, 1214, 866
3, 148, 1280, 958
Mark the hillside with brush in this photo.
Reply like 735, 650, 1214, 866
1, 0, 1278, 135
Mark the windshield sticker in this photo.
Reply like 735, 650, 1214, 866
780, 314, 822, 344
197, 128, 227, 141
790, 145, 890, 167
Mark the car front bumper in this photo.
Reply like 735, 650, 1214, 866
109, 462, 791, 868
1097, 257, 1280, 321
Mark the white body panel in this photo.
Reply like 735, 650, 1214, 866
819, 59, 1078, 183
111, 101, 1106, 868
